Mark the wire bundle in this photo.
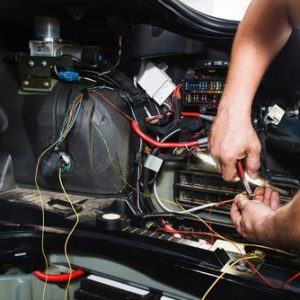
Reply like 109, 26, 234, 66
56, 92, 85, 147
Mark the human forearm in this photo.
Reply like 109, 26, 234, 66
263, 192, 300, 248
220, 0, 293, 113
232, 191, 300, 249
210, 0, 293, 181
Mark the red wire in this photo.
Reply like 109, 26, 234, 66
91, 90, 133, 122
282, 271, 300, 288
208, 207, 214, 245
181, 112, 201, 118
204, 200, 280, 288
33, 269, 85, 282
181, 112, 215, 121
92, 90, 212, 149
93, 90, 300, 288
158, 227, 283, 289
159, 228, 219, 239
172, 83, 183, 99
131, 121, 200, 148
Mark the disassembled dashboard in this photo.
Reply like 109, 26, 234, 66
0, 1, 299, 299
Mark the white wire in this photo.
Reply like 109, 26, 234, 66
80, 76, 97, 83
120, 94, 143, 213
153, 181, 220, 214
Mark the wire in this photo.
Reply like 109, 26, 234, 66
77, 70, 120, 88
201, 256, 259, 300
57, 92, 84, 146
181, 111, 215, 122
91, 90, 133, 121
119, 93, 144, 213
80, 76, 97, 83
172, 83, 183, 99
86, 95, 298, 289
282, 271, 300, 288
89, 107, 295, 256
91, 90, 210, 149
88, 88, 144, 213
34, 90, 85, 300
34, 142, 58, 300
58, 168, 80, 300
169, 216, 296, 289
153, 181, 233, 214
131, 120, 206, 148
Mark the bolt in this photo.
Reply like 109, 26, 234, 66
43, 81, 50, 88
28, 60, 34, 67
236, 261, 247, 272
22, 80, 30, 86
41, 61, 47, 67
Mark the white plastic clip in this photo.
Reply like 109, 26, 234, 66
264, 104, 285, 125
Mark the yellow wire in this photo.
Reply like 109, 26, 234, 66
58, 168, 80, 300
241, 243, 297, 257
201, 255, 259, 300
183, 210, 296, 257
33, 91, 84, 300
34, 141, 60, 300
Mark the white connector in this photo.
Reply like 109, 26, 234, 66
144, 154, 164, 173
265, 104, 285, 125
136, 62, 176, 105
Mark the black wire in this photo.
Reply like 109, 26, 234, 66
77, 69, 120, 88
142, 128, 183, 213
145, 97, 182, 136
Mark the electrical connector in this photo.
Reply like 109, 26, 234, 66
58, 70, 80, 82
136, 62, 176, 105
144, 154, 164, 173
265, 104, 285, 125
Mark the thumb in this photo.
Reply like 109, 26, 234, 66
234, 195, 249, 211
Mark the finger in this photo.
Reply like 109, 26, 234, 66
220, 160, 239, 182
254, 187, 265, 202
245, 148, 261, 179
234, 194, 249, 211
210, 155, 222, 174
230, 203, 242, 231
263, 188, 272, 206
270, 190, 280, 210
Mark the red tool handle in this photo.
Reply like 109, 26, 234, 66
236, 160, 245, 178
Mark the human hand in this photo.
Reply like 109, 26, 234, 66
230, 188, 280, 244
209, 106, 261, 181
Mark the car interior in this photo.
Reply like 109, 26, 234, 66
0, 0, 299, 299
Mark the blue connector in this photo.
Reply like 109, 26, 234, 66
58, 70, 80, 82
